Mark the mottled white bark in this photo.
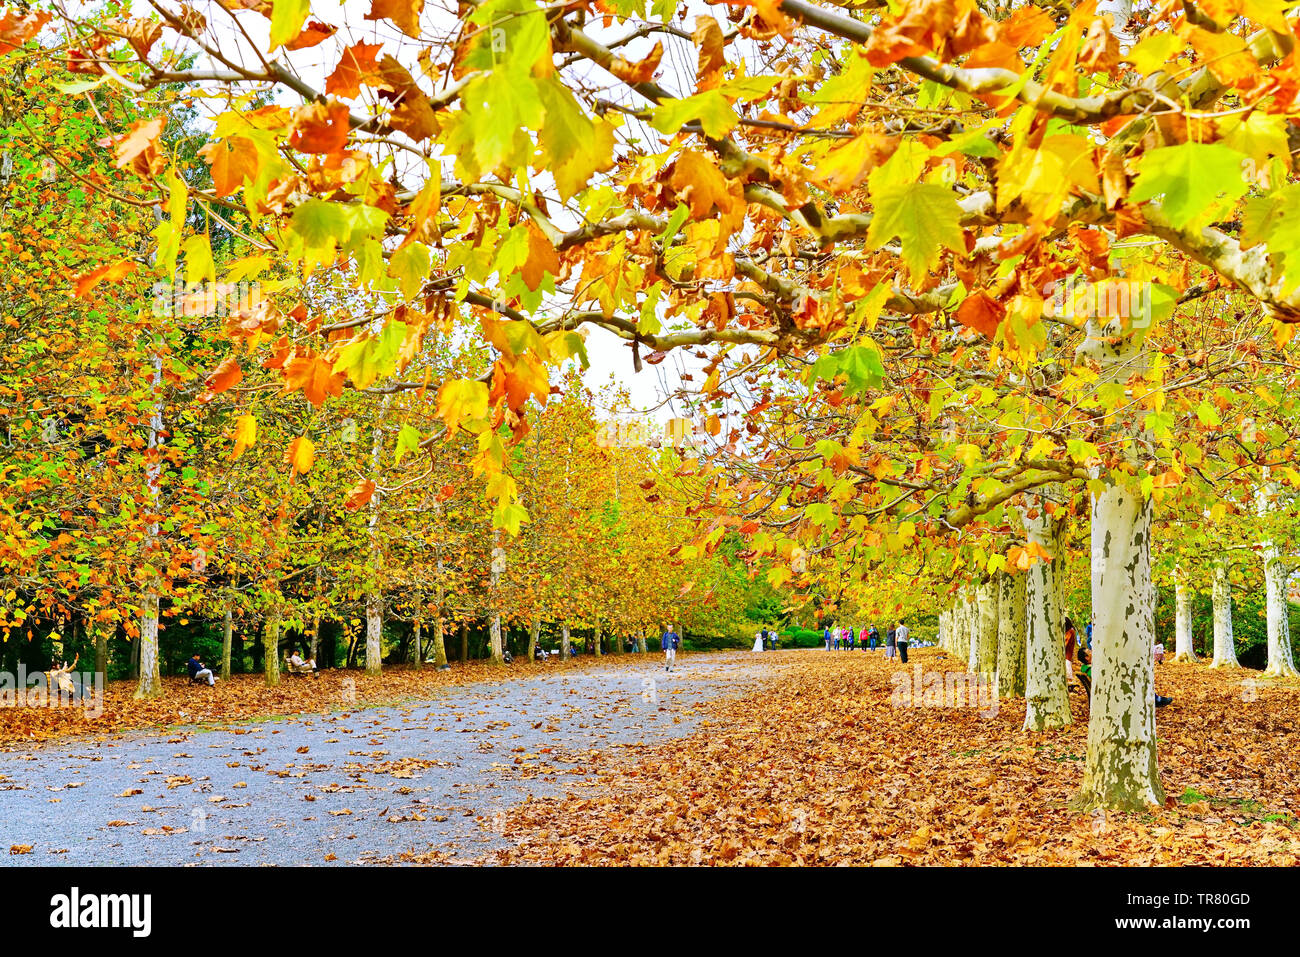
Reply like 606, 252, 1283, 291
264, 608, 281, 687
1075, 484, 1163, 812
1263, 543, 1298, 677
1173, 568, 1198, 663
975, 577, 998, 682
365, 591, 383, 676
528, 618, 541, 660
135, 589, 162, 699
1022, 496, 1072, 731
1210, 560, 1240, 669
560, 622, 572, 660
996, 571, 1027, 699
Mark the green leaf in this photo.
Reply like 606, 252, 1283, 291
650, 90, 737, 139
1128, 143, 1249, 230
395, 423, 421, 463
866, 183, 964, 283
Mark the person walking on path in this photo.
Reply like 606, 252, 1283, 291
824, 625, 833, 650
661, 625, 681, 672
885, 626, 896, 659
868, 624, 879, 650
895, 620, 910, 664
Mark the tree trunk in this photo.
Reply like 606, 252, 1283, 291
975, 577, 997, 682
528, 618, 540, 660
1263, 542, 1298, 677
561, 622, 571, 660
1210, 560, 1240, 668
592, 621, 602, 657
459, 620, 468, 662
995, 572, 1027, 698
412, 614, 423, 669
430, 613, 448, 668
636, 632, 647, 653
1173, 568, 1198, 663
134, 589, 163, 699
365, 591, 383, 675
263, 609, 281, 687
93, 621, 108, 680
221, 605, 233, 681
1021, 493, 1072, 731
1074, 483, 1163, 812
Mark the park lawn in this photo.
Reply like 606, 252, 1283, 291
478, 648, 1300, 866
0, 656, 636, 747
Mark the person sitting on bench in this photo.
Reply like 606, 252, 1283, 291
188, 654, 216, 686
286, 650, 318, 674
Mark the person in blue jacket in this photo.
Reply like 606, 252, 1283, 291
661, 625, 681, 672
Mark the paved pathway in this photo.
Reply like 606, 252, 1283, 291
0, 652, 769, 865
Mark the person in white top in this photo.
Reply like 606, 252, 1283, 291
895, 621, 910, 664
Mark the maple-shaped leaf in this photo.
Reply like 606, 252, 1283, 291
344, 479, 376, 510
198, 137, 259, 197
285, 19, 336, 51
107, 116, 165, 175
1128, 143, 1249, 230
364, 0, 424, 39
204, 356, 243, 398
73, 260, 137, 300
0, 8, 51, 55
437, 379, 489, 436
325, 42, 383, 98
520, 222, 559, 291
283, 354, 346, 407
956, 292, 1005, 340
866, 182, 964, 283
232, 415, 257, 459
286, 436, 315, 474
289, 101, 351, 154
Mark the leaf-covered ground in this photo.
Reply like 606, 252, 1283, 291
0, 658, 624, 747
474, 649, 1300, 865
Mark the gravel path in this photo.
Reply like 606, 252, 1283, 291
0, 652, 771, 865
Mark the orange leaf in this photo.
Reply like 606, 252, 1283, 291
364, 0, 424, 39
204, 356, 243, 398
73, 260, 137, 300
288, 101, 351, 155
197, 137, 259, 198
955, 292, 1005, 340
325, 42, 383, 98
287, 436, 315, 475
283, 354, 346, 407
344, 479, 377, 510
285, 20, 336, 51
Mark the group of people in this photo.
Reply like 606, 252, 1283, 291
185, 647, 319, 687
750, 627, 779, 651
824, 621, 912, 662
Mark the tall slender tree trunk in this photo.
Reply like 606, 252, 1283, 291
636, 631, 647, 654
592, 620, 602, 658
528, 618, 540, 661
975, 577, 998, 682
412, 614, 423, 669
996, 572, 1027, 698
310, 564, 323, 663
1263, 543, 1297, 677
365, 591, 383, 676
135, 590, 163, 699
1021, 492, 1071, 731
93, 621, 108, 680
1210, 560, 1240, 669
561, 622, 572, 660
488, 533, 505, 664
221, 605, 233, 681
1173, 568, 1198, 663
263, 608, 281, 688
459, 621, 468, 662
431, 613, 448, 668
1075, 483, 1163, 811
